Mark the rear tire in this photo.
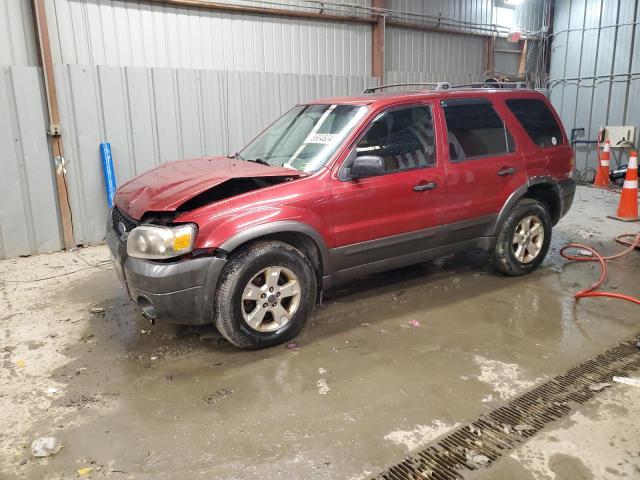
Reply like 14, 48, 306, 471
491, 199, 552, 276
214, 240, 316, 350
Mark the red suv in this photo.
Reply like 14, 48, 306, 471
107, 85, 575, 349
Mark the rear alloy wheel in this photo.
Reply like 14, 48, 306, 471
214, 241, 316, 349
512, 215, 545, 263
491, 199, 552, 276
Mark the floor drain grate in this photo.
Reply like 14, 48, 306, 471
374, 335, 640, 480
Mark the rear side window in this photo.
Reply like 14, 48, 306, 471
506, 99, 563, 148
442, 100, 515, 161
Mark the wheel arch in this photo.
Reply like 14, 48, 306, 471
218, 221, 332, 286
494, 179, 562, 235
522, 182, 562, 225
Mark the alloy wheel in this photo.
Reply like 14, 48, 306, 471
241, 266, 302, 332
512, 215, 545, 263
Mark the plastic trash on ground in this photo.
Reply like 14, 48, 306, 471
31, 437, 62, 458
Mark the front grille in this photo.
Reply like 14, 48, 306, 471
111, 206, 138, 234
373, 334, 640, 480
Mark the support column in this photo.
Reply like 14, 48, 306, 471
372, 0, 385, 83
32, 0, 75, 250
485, 35, 495, 76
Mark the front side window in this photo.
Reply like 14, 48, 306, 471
506, 99, 563, 148
442, 100, 515, 161
240, 104, 368, 173
355, 105, 436, 173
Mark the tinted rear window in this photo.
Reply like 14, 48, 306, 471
506, 99, 563, 148
442, 101, 515, 161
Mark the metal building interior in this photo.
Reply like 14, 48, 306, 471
1, 0, 639, 479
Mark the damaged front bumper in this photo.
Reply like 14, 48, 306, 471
106, 211, 226, 325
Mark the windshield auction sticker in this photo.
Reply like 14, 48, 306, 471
305, 133, 337, 144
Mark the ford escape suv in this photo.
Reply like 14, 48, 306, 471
107, 84, 575, 349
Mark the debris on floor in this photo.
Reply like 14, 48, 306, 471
202, 389, 233, 405
613, 376, 640, 387
588, 382, 612, 392
76, 466, 94, 476
31, 437, 62, 458
514, 424, 535, 433
317, 378, 330, 395
89, 307, 105, 314
465, 449, 490, 466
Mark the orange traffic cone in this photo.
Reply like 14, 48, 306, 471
609, 150, 639, 222
594, 139, 611, 188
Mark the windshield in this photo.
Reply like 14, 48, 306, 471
240, 104, 368, 173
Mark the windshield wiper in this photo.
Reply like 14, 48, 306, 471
251, 158, 270, 166
229, 152, 270, 166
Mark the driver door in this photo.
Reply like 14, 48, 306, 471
329, 103, 446, 271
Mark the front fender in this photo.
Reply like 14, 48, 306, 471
193, 207, 333, 271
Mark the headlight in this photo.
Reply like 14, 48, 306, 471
127, 224, 197, 259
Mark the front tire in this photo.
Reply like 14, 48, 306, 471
214, 241, 317, 349
491, 199, 552, 276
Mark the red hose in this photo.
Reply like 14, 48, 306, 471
559, 233, 640, 305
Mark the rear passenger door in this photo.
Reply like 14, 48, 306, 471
439, 98, 525, 244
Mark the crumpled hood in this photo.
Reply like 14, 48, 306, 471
114, 157, 302, 219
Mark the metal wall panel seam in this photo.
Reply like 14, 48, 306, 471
603, 0, 622, 124
5, 68, 37, 254
621, 0, 639, 122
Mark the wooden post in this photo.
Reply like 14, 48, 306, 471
32, 0, 75, 250
485, 35, 495, 76
372, 0, 385, 83
518, 39, 529, 76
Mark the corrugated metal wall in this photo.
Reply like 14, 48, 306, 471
0, 0, 62, 258
0, 66, 63, 258
385, 29, 485, 85
44, 0, 372, 75
0, 0, 39, 66
385, 0, 547, 85
549, 0, 640, 174
386, 0, 546, 34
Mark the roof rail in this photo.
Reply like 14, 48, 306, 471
363, 82, 451, 94
450, 81, 529, 90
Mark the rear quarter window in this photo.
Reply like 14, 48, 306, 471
441, 100, 515, 161
506, 99, 563, 148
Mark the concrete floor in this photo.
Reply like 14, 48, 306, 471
1, 186, 639, 480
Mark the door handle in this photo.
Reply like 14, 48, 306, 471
413, 182, 437, 192
497, 166, 518, 176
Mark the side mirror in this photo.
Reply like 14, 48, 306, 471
350, 155, 384, 180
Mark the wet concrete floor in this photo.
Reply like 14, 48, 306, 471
1, 186, 639, 479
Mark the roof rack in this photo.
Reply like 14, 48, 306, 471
363, 82, 451, 94
450, 81, 529, 89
